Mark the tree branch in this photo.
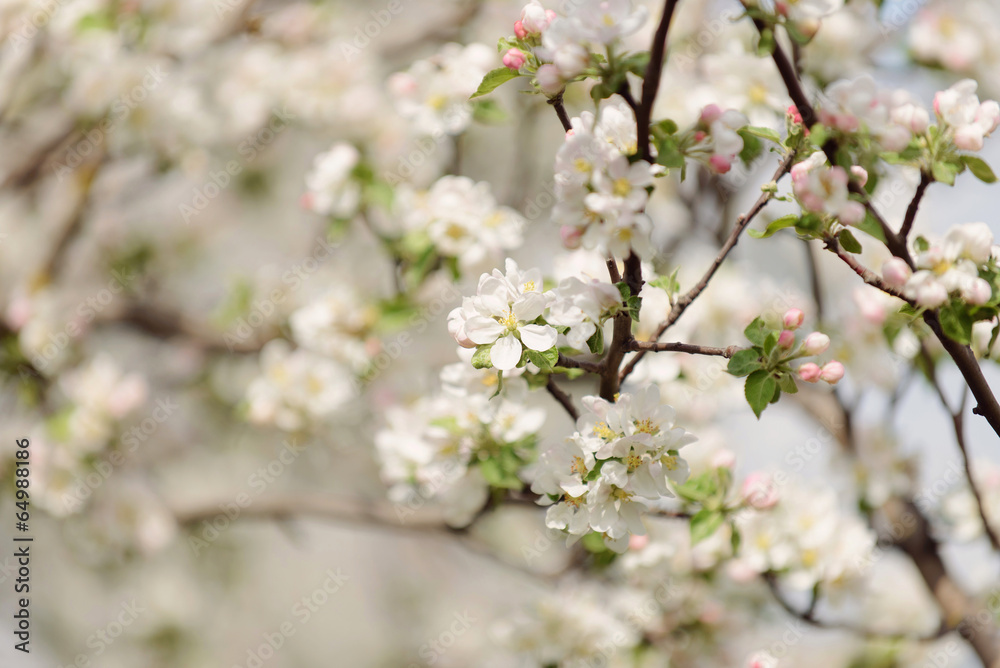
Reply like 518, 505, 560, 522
921, 345, 1000, 552
627, 341, 742, 357
900, 171, 932, 242
548, 93, 572, 132
636, 0, 681, 161
546, 375, 580, 421
620, 152, 794, 382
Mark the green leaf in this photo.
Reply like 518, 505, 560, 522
838, 228, 863, 254
654, 118, 679, 135
472, 344, 493, 369
627, 295, 642, 321
738, 129, 763, 165
932, 160, 960, 186
727, 348, 763, 377
745, 370, 776, 419
855, 211, 887, 243
743, 317, 768, 347
472, 99, 507, 123
471, 68, 521, 98
749, 214, 799, 239
649, 269, 680, 298
763, 330, 779, 356
479, 458, 522, 490
654, 135, 686, 170
675, 472, 720, 503
742, 126, 782, 144
526, 346, 559, 372
961, 155, 998, 183
690, 509, 725, 545
582, 531, 609, 553
587, 327, 605, 355
777, 373, 799, 395
939, 303, 974, 345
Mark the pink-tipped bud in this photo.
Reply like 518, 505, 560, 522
802, 332, 830, 356
797, 362, 822, 383
782, 308, 804, 330
820, 360, 845, 385
787, 105, 804, 126
628, 534, 649, 551
741, 472, 779, 509
965, 278, 993, 306
502, 48, 527, 71
777, 329, 795, 349
882, 258, 912, 288
700, 103, 723, 125
710, 448, 736, 469
850, 165, 869, 187
514, 20, 528, 39
535, 63, 563, 96
560, 224, 583, 249
709, 154, 733, 174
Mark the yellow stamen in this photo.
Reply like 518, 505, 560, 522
592, 421, 616, 440
612, 177, 632, 197
634, 418, 657, 435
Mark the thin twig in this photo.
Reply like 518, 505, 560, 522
636, 0, 680, 161
548, 93, 572, 132
627, 341, 742, 357
921, 345, 1000, 552
546, 375, 580, 421
900, 171, 932, 242
620, 152, 794, 382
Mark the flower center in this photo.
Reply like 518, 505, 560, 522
611, 487, 633, 501
522, 280, 536, 292
571, 455, 588, 475
574, 158, 592, 173
496, 310, 518, 330
612, 177, 632, 197
592, 421, 617, 440
625, 453, 642, 471
634, 418, 657, 435
661, 455, 679, 471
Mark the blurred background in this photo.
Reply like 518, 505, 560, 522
1, 0, 1000, 666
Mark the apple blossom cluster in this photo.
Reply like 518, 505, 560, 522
777, 308, 846, 385
502, 0, 649, 95
494, 581, 644, 668
815, 76, 1000, 156
375, 361, 545, 527
245, 340, 355, 431
300, 142, 362, 218
742, 0, 845, 34
732, 477, 876, 590
387, 42, 496, 136
689, 104, 750, 175
532, 386, 697, 553
552, 96, 659, 258
397, 175, 525, 276
449, 259, 621, 370
790, 151, 866, 226
882, 222, 996, 309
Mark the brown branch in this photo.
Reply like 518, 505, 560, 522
921, 345, 1000, 552
105, 303, 264, 354
763, 574, 947, 642
627, 341, 742, 357
557, 353, 602, 374
546, 375, 580, 421
900, 171, 932, 242
636, 0, 680, 161
619, 152, 794, 383
548, 93, 572, 132
826, 239, 911, 303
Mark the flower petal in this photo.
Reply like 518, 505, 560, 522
519, 324, 557, 351
490, 334, 522, 371
465, 316, 504, 345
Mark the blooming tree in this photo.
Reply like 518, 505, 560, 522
6, 0, 1000, 666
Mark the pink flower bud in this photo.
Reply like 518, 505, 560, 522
709, 154, 733, 174
710, 448, 736, 469
694, 130, 707, 142
502, 48, 527, 71
820, 360, 845, 384
839, 201, 866, 226
535, 63, 563, 96
514, 20, 527, 39
700, 103, 723, 125
787, 105, 804, 126
850, 165, 869, 187
560, 224, 583, 249
802, 332, 830, 356
955, 125, 985, 151
965, 278, 993, 306
797, 18, 821, 39
881, 258, 912, 288
797, 362, 822, 383
741, 472, 779, 509
628, 534, 649, 551
782, 308, 804, 330
777, 329, 795, 349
